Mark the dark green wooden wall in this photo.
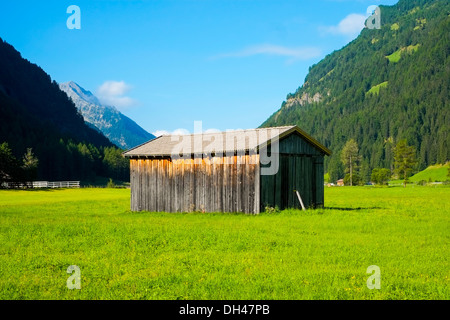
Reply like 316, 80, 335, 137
260, 132, 325, 211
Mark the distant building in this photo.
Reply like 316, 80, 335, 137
123, 126, 331, 213
337, 179, 344, 186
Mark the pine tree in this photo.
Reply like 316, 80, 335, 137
0, 142, 20, 185
341, 139, 361, 186
328, 155, 344, 184
22, 148, 39, 183
394, 139, 417, 187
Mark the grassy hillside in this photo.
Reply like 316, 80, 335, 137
0, 187, 448, 299
409, 163, 449, 182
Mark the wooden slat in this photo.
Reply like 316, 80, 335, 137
243, 155, 248, 213
254, 154, 260, 214
231, 155, 236, 213
138, 159, 142, 211
158, 159, 163, 211
151, 159, 157, 212
173, 159, 178, 212
130, 160, 136, 211
206, 156, 213, 212
166, 159, 171, 212
189, 158, 195, 212
180, 159, 186, 212
142, 159, 147, 211
222, 156, 227, 213
217, 156, 223, 212
183, 159, 189, 212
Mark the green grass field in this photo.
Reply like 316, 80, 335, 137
0, 186, 448, 300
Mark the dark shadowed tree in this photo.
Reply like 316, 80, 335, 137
103, 147, 130, 181
328, 155, 344, 184
22, 148, 39, 183
0, 142, 20, 185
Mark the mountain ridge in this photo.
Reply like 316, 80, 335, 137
59, 81, 155, 150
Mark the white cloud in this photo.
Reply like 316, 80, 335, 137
152, 127, 224, 137
212, 44, 322, 63
98, 80, 130, 96
96, 80, 137, 109
321, 13, 367, 37
152, 128, 191, 137
152, 130, 169, 137
204, 128, 221, 134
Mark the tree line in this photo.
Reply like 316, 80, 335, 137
0, 141, 129, 187
332, 138, 419, 187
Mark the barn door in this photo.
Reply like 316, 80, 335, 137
289, 156, 314, 209
260, 155, 316, 210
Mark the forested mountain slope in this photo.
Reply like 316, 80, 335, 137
262, 0, 449, 180
0, 38, 128, 182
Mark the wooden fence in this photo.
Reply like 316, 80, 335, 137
33, 181, 80, 188
1, 181, 80, 189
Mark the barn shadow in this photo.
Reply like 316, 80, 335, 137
323, 206, 382, 211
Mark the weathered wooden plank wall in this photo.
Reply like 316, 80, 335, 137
130, 154, 260, 214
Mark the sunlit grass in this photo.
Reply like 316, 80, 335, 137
0, 186, 448, 300
386, 44, 421, 63
409, 163, 449, 182
366, 81, 389, 96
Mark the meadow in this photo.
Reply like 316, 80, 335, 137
0, 186, 448, 300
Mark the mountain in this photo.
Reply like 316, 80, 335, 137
0, 39, 112, 149
59, 81, 155, 150
262, 0, 449, 182
0, 37, 128, 182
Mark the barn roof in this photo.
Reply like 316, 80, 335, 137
123, 125, 332, 157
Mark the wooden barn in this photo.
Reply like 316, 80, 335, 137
123, 125, 331, 214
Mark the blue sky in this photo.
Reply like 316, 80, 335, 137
0, 0, 398, 135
